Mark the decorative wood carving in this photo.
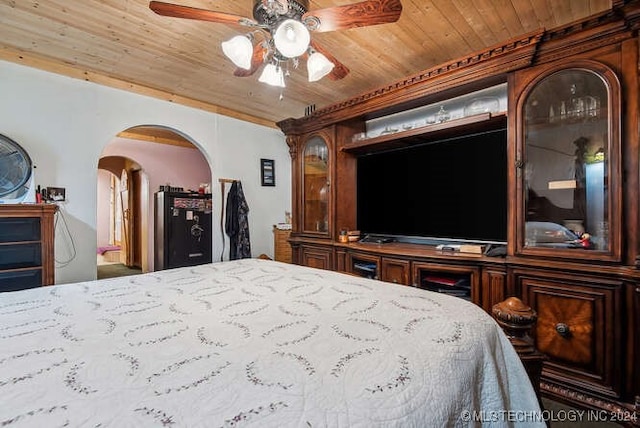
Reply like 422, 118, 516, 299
493, 297, 539, 354
286, 135, 298, 160
305, 0, 402, 33
278, 30, 543, 135
492, 297, 546, 405
542, 381, 639, 427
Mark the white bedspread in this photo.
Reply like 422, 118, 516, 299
0, 259, 544, 427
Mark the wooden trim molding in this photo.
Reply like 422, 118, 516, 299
541, 381, 639, 426
278, 30, 544, 134
0, 46, 277, 129
116, 129, 196, 149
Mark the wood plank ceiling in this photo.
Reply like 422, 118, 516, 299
0, 1, 613, 127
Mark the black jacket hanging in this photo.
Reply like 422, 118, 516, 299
224, 181, 251, 260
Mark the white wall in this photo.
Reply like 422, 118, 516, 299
0, 60, 291, 284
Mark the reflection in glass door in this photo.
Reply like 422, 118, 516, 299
522, 68, 611, 254
303, 136, 329, 233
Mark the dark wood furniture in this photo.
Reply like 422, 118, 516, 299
273, 225, 292, 263
0, 204, 57, 291
278, 4, 640, 424
493, 297, 546, 407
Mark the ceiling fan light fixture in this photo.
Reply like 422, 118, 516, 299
221, 35, 254, 70
259, 63, 286, 87
307, 51, 334, 82
273, 19, 310, 58
151, 0, 403, 91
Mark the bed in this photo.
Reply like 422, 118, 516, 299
1, 259, 544, 427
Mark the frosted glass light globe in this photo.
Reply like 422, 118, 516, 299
221, 35, 253, 70
273, 19, 310, 58
307, 52, 335, 82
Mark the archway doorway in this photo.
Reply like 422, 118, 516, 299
97, 125, 211, 279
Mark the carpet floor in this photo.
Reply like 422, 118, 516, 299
97, 263, 142, 279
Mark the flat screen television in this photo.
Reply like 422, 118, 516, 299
356, 128, 508, 245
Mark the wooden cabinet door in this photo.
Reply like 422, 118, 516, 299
119, 168, 134, 267
380, 257, 410, 285
300, 133, 332, 237
515, 269, 623, 400
511, 60, 623, 263
300, 245, 333, 270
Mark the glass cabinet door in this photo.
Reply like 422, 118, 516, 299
519, 65, 620, 260
302, 136, 329, 234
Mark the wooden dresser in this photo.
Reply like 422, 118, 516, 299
0, 204, 57, 291
273, 225, 292, 263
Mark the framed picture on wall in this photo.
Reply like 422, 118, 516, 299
46, 187, 66, 202
261, 158, 275, 186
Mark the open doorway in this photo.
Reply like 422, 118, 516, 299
97, 125, 211, 279
97, 157, 144, 279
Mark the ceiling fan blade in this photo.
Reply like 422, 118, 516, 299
310, 41, 349, 80
149, 1, 254, 26
234, 44, 267, 77
304, 0, 402, 33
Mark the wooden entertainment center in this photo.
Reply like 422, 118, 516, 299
277, 3, 640, 423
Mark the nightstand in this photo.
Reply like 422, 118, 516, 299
273, 225, 292, 263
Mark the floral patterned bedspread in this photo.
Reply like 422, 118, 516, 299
0, 259, 544, 427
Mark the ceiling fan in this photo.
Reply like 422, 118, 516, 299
149, 0, 403, 88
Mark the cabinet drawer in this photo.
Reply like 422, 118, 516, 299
0, 217, 40, 242
0, 243, 42, 269
0, 269, 42, 292
517, 272, 622, 398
